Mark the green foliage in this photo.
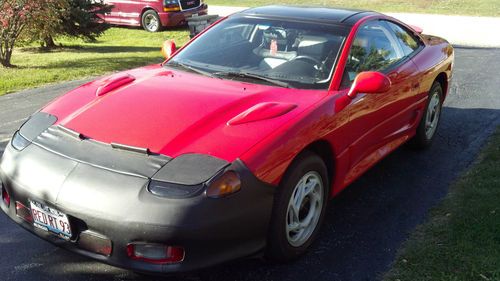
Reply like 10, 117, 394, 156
384, 128, 500, 281
24, 0, 112, 48
21, 0, 69, 48
1, 0, 66, 66
0, 27, 190, 95
61, 0, 112, 42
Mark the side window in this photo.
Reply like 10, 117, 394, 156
384, 21, 421, 56
341, 21, 404, 88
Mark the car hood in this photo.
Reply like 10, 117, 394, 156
42, 65, 327, 162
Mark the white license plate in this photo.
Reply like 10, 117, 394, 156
30, 200, 72, 240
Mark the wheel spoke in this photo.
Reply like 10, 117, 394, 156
293, 180, 305, 210
287, 221, 300, 232
304, 177, 318, 195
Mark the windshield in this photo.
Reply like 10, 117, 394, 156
166, 16, 348, 89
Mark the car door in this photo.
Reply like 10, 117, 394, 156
341, 20, 422, 183
102, 0, 123, 24
118, 0, 144, 26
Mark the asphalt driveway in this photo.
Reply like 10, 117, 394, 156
0, 47, 499, 281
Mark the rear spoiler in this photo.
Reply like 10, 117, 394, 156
409, 24, 423, 34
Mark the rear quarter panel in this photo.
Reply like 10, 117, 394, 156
411, 35, 454, 98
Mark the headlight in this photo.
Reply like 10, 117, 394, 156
11, 131, 31, 151
148, 170, 241, 199
148, 180, 204, 199
163, 0, 180, 12
206, 171, 241, 198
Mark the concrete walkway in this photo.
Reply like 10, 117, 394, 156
209, 5, 500, 48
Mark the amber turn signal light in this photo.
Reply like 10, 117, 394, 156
163, 7, 180, 12
206, 171, 241, 198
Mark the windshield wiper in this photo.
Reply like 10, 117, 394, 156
166, 61, 216, 78
214, 71, 292, 88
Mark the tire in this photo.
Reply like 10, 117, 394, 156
408, 81, 444, 149
266, 151, 329, 262
141, 10, 162, 32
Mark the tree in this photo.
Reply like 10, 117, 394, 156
23, 0, 69, 49
0, 0, 111, 67
62, 0, 111, 42
0, 0, 67, 67
26, 0, 111, 48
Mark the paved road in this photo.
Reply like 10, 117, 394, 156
1, 47, 499, 281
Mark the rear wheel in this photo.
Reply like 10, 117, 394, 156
142, 10, 162, 32
409, 81, 443, 149
266, 151, 329, 261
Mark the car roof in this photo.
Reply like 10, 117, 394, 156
237, 5, 380, 26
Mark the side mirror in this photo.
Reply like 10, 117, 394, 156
347, 71, 391, 99
161, 40, 177, 60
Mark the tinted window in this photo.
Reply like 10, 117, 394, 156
168, 17, 348, 89
341, 21, 404, 87
385, 21, 421, 56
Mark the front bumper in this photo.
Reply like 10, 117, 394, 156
160, 4, 208, 27
0, 133, 274, 273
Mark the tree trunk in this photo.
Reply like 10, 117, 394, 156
0, 45, 15, 68
43, 36, 57, 49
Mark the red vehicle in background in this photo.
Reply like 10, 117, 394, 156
102, 0, 208, 32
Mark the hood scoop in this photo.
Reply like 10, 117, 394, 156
96, 74, 136, 97
228, 102, 297, 126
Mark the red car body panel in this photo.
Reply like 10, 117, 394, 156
41, 14, 453, 198
43, 66, 327, 162
239, 15, 453, 196
102, 0, 208, 27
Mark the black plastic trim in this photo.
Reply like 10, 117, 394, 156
33, 126, 170, 178
111, 143, 150, 155
152, 154, 230, 186
19, 112, 57, 141
59, 125, 85, 140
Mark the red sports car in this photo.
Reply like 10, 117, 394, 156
0, 5, 453, 274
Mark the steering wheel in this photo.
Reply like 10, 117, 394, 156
291, 55, 322, 66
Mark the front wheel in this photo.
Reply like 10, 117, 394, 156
142, 10, 162, 32
409, 81, 443, 149
266, 151, 329, 262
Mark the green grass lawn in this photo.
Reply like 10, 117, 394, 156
384, 128, 500, 281
0, 27, 190, 96
207, 0, 500, 17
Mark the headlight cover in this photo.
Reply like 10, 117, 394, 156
148, 180, 205, 199
11, 131, 31, 151
148, 169, 241, 199
11, 112, 57, 151
148, 153, 230, 199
